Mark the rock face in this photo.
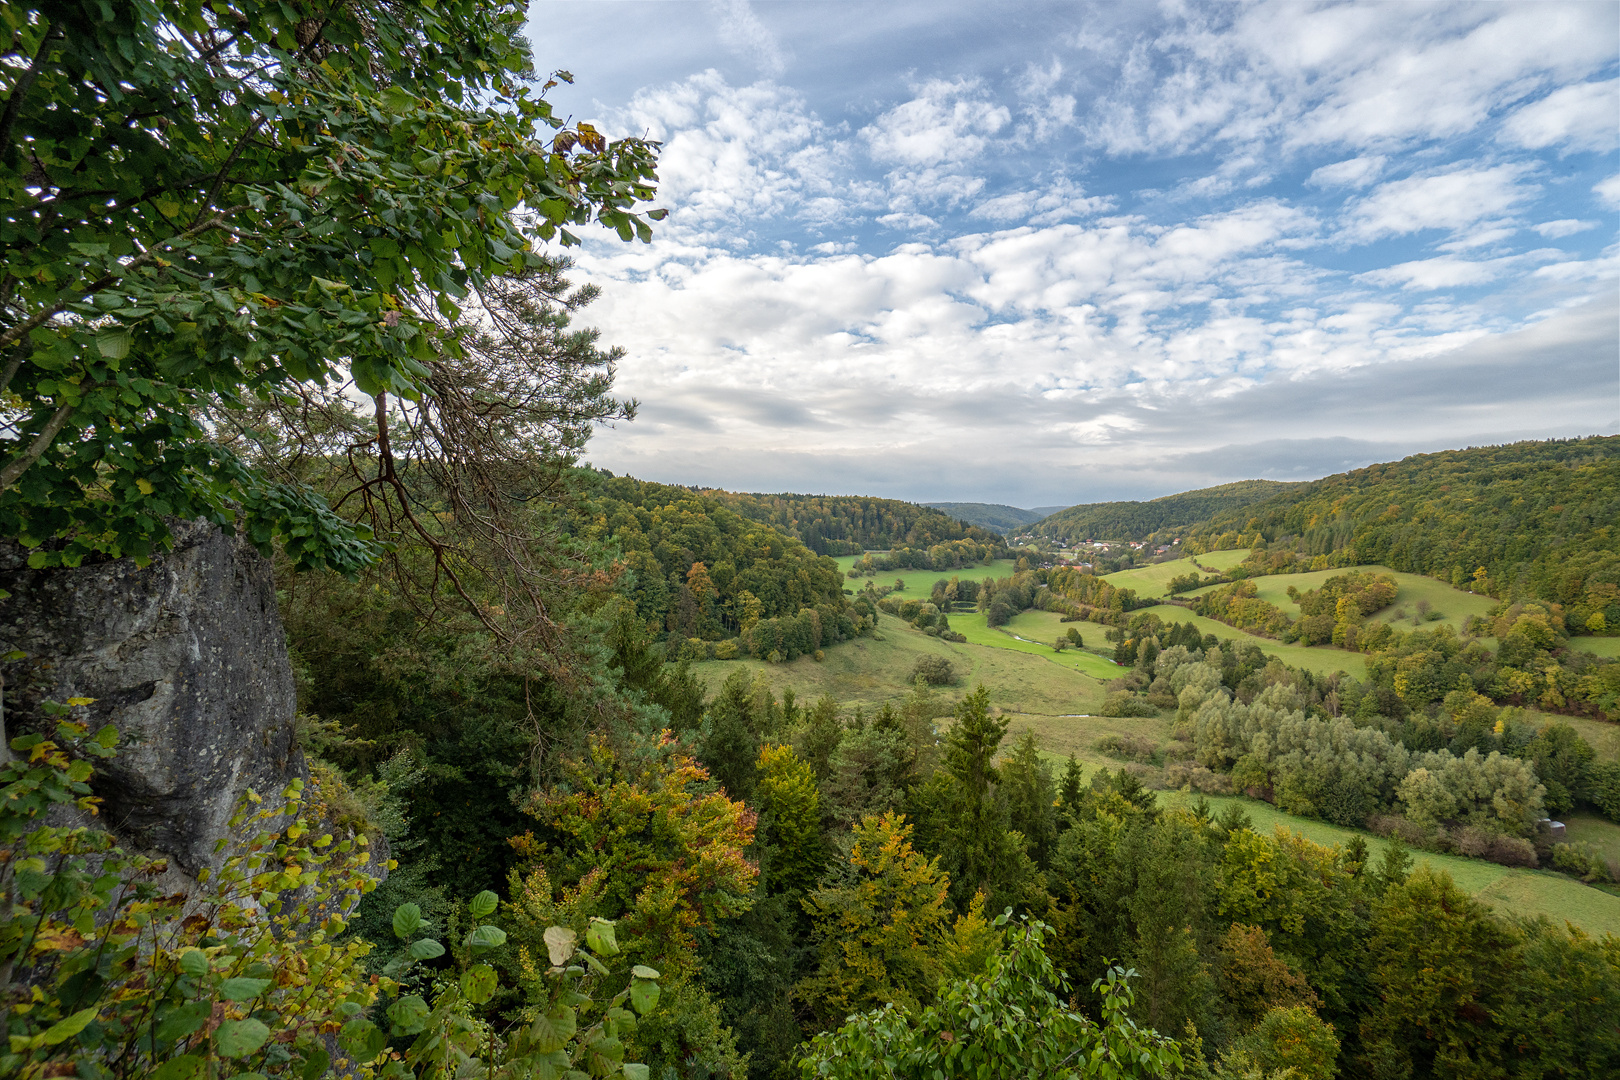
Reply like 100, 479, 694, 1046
0, 519, 307, 874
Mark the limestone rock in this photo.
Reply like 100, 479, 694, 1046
0, 519, 307, 874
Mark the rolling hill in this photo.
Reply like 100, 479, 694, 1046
923, 502, 1047, 534
1031, 479, 1304, 541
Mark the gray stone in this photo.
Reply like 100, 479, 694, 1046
0, 518, 307, 874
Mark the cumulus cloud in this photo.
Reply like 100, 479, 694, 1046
708, 0, 787, 76
1307, 156, 1386, 189
1499, 79, 1620, 154
1337, 164, 1539, 244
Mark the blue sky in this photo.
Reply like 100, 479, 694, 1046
530, 1, 1619, 506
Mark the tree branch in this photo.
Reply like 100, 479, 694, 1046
0, 402, 74, 490
0, 22, 53, 157
0, 206, 245, 354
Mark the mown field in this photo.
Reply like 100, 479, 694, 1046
832, 555, 1019, 596
1128, 603, 1369, 678
688, 611, 1108, 716
1573, 637, 1620, 658
1183, 564, 1497, 636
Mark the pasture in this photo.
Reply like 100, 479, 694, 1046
1099, 548, 1252, 599
688, 611, 1108, 716
1184, 564, 1497, 636
1128, 603, 1369, 678
832, 555, 1019, 597
954, 609, 1127, 680
1573, 636, 1620, 658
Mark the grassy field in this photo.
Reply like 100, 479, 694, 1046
1193, 548, 1251, 571
958, 609, 1127, 680
832, 556, 1020, 597
1184, 564, 1497, 636
1151, 791, 1620, 937
1128, 603, 1369, 678
1572, 637, 1620, 658
1561, 813, 1620, 863
687, 611, 1108, 716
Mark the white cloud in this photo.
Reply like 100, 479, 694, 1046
1338, 164, 1539, 244
1499, 79, 1620, 154
707, 0, 787, 76
971, 177, 1113, 224
862, 78, 1010, 167
1532, 219, 1599, 238
1357, 252, 1549, 291
1307, 156, 1386, 189
1596, 174, 1620, 209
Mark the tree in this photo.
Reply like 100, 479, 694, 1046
0, 1, 662, 603
756, 743, 825, 899
1000, 731, 1057, 869
1357, 865, 1522, 1077
796, 812, 957, 1025
798, 918, 1184, 1080
935, 685, 1032, 911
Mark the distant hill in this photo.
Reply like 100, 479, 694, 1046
923, 502, 1047, 534
1032, 480, 1303, 541
1182, 436, 1620, 610
694, 490, 1006, 557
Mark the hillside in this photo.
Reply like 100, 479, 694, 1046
1032, 479, 1304, 541
696, 489, 1006, 555
923, 501, 1046, 534
1182, 437, 1620, 619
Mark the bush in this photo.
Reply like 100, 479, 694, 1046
1097, 733, 1158, 763
1550, 842, 1616, 883
1452, 826, 1538, 867
1101, 692, 1161, 718
911, 655, 957, 686
714, 639, 739, 660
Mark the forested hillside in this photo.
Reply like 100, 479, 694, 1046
698, 489, 1006, 555
923, 501, 1045, 534
1182, 437, 1620, 626
579, 474, 860, 659
1034, 479, 1302, 541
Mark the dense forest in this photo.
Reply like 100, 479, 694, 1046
1179, 438, 1620, 628
577, 473, 861, 659
923, 501, 1050, 534
698, 489, 1007, 556
4, 5, 1619, 1080
1034, 480, 1302, 542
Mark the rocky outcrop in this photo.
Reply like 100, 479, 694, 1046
0, 519, 307, 874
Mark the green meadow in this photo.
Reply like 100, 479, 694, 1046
1184, 563, 1497, 635
1098, 548, 1252, 599
1573, 637, 1620, 658
832, 555, 1019, 596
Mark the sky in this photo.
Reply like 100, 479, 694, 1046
529, 0, 1620, 507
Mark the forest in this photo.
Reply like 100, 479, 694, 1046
1032, 480, 1301, 543
2, 5, 1618, 1080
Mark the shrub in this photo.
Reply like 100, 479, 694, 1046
1550, 842, 1616, 883
1101, 692, 1161, 718
1452, 826, 1538, 867
1096, 733, 1158, 763
911, 656, 957, 686
714, 639, 739, 660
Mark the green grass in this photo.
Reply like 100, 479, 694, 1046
1101, 556, 1209, 600
1152, 791, 1620, 937
1572, 637, 1620, 658
1128, 604, 1368, 678
1193, 549, 1251, 571
1560, 813, 1620, 863
687, 612, 1107, 717
953, 610, 1127, 680
1185, 564, 1496, 637
832, 556, 1020, 597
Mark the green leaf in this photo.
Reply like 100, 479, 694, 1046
468, 890, 499, 919
407, 937, 445, 961
630, 965, 661, 980
529, 1006, 577, 1054
151, 1055, 208, 1080
155, 1000, 213, 1043
38, 1005, 99, 1046
623, 1065, 650, 1080
298, 1045, 330, 1080
629, 978, 659, 1016
96, 326, 131, 360
542, 925, 575, 965
386, 995, 431, 1036
391, 903, 423, 939
219, 977, 273, 1001
215, 1018, 270, 1058
339, 1019, 387, 1063
586, 918, 618, 957
461, 964, 499, 1005
467, 924, 507, 952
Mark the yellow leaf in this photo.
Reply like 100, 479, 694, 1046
136, 478, 154, 495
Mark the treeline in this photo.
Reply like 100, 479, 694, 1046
1032, 479, 1301, 541
577, 473, 863, 656
1097, 619, 1620, 843
698, 489, 1007, 557
844, 536, 1002, 575
1179, 437, 1620, 630
1183, 575, 1620, 721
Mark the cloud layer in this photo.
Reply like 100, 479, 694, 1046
532, 1, 1619, 505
